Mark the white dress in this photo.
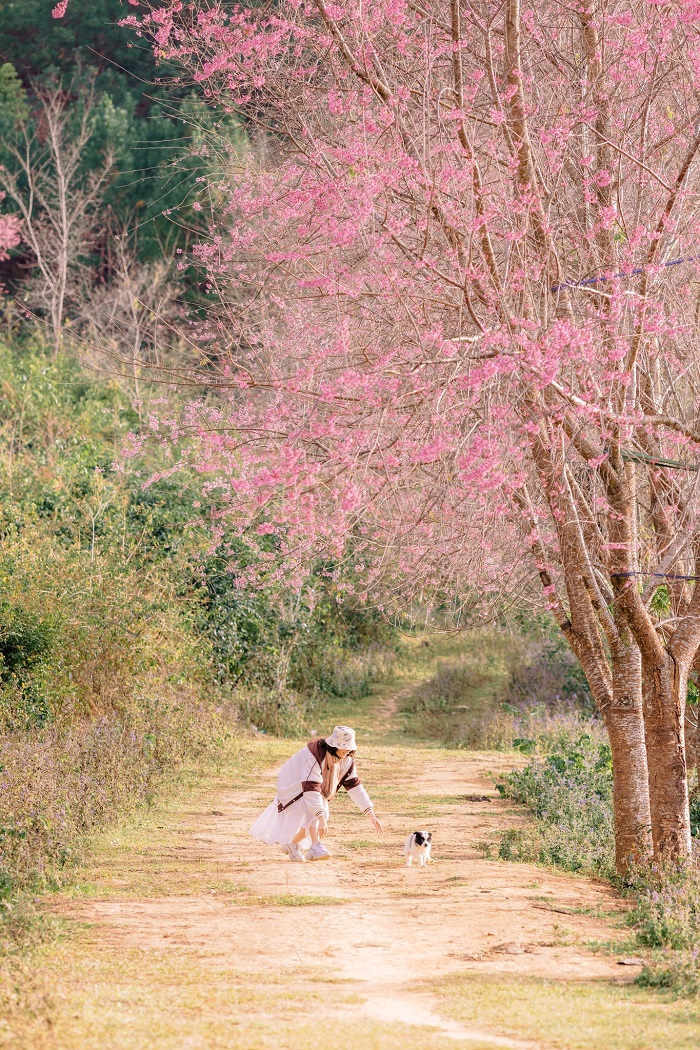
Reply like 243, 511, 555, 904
250, 739, 372, 848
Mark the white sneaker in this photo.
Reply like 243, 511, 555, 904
307, 842, 331, 861
283, 842, 306, 862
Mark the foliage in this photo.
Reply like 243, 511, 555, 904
194, 537, 400, 735
0, 339, 394, 726
1, 2, 157, 87
630, 861, 700, 998
497, 732, 616, 879
691, 783, 700, 840
635, 951, 700, 999
632, 861, 700, 953
0, 598, 55, 729
0, 339, 230, 901
0, 336, 398, 938
0, 4, 239, 272
497, 719, 700, 996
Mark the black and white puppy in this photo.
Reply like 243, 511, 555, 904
404, 830, 432, 866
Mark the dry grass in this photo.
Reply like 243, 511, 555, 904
0, 935, 505, 1050
428, 972, 700, 1050
0, 694, 237, 896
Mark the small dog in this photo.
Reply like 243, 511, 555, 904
404, 830, 432, 866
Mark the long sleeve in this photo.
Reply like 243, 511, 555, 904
346, 783, 373, 812
339, 759, 373, 812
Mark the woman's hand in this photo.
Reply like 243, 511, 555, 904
367, 810, 383, 834
317, 814, 328, 839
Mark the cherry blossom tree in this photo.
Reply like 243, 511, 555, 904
111, 0, 700, 866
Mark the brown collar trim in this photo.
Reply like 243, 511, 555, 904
307, 738, 327, 765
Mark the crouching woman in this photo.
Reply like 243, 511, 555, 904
249, 726, 383, 861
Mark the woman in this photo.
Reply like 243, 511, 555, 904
249, 725, 383, 860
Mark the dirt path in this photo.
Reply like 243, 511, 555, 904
33, 685, 643, 1050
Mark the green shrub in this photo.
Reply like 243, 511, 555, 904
691, 784, 700, 839
628, 861, 700, 997
496, 732, 615, 878
234, 686, 312, 738
631, 861, 700, 951
636, 950, 700, 998
0, 601, 55, 728
496, 717, 700, 997
410, 664, 490, 738
200, 550, 398, 709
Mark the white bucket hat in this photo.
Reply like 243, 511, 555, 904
325, 726, 357, 751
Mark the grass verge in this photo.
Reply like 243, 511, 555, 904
5, 935, 507, 1050
495, 727, 700, 997
427, 972, 700, 1050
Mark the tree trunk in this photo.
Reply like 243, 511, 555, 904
691, 654, 700, 779
567, 628, 652, 872
642, 651, 692, 859
604, 456, 692, 862
606, 634, 653, 871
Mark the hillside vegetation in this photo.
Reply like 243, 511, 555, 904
0, 336, 398, 933
0, 1, 404, 947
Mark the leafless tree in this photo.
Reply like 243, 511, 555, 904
0, 75, 115, 355
78, 236, 182, 421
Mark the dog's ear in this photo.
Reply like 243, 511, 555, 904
426, 832, 432, 842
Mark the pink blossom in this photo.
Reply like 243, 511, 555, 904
0, 194, 21, 261
119, 0, 700, 639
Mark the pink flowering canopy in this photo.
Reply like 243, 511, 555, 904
119, 0, 700, 619
0, 193, 21, 262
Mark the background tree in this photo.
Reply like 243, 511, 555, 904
1, 1, 208, 266
0, 1, 246, 351
0, 73, 117, 354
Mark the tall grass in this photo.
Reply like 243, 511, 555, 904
631, 860, 700, 997
403, 628, 595, 749
0, 690, 237, 900
404, 630, 513, 745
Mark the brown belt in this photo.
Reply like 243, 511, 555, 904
277, 791, 303, 813
277, 780, 322, 813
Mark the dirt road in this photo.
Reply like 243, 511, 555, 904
9, 675, 696, 1049
58, 748, 626, 1031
